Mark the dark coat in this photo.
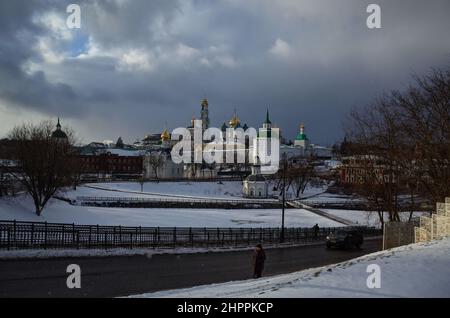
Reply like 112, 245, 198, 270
253, 249, 266, 276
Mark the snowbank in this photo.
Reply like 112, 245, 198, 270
131, 239, 450, 298
0, 242, 325, 260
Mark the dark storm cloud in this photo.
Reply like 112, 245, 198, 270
1, 0, 450, 144
0, 0, 86, 118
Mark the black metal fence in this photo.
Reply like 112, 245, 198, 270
75, 196, 281, 209
0, 220, 382, 250
76, 196, 279, 205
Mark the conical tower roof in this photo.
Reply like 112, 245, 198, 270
264, 109, 271, 124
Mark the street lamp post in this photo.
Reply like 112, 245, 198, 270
280, 152, 287, 243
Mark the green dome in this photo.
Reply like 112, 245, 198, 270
296, 133, 307, 141
221, 122, 228, 132
52, 129, 68, 139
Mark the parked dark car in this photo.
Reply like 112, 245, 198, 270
326, 229, 363, 249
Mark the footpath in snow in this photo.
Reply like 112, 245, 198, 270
131, 239, 450, 298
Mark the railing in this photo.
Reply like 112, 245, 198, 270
0, 220, 381, 250
76, 196, 279, 205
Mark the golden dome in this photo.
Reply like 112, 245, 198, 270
228, 113, 240, 128
161, 128, 170, 141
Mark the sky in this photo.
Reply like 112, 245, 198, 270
0, 0, 449, 146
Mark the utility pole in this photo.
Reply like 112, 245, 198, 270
280, 152, 287, 243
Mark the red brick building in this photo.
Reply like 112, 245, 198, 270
77, 147, 144, 180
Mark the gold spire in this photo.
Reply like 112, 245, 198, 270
228, 109, 240, 128
161, 128, 170, 141
201, 98, 208, 108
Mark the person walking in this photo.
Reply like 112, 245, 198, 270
313, 223, 320, 240
252, 244, 266, 278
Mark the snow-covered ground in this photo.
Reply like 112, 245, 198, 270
131, 238, 450, 298
61, 181, 328, 201
325, 209, 428, 228
0, 195, 341, 228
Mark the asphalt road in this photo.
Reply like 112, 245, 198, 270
0, 239, 382, 298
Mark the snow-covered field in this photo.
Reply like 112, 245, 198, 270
61, 181, 328, 201
131, 239, 450, 298
0, 195, 341, 228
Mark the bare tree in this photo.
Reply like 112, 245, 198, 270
345, 67, 450, 223
67, 149, 86, 191
139, 166, 147, 192
392, 69, 450, 204
7, 121, 77, 216
146, 152, 163, 182
287, 158, 315, 198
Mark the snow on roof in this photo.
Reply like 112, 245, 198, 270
105, 148, 145, 157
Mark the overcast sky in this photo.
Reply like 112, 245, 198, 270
1, 0, 449, 145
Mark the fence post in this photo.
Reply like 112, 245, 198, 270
189, 228, 193, 247
103, 226, 107, 249
88, 226, 92, 248
7, 228, 10, 251
44, 221, 48, 250
173, 227, 177, 248
62, 225, 65, 247
31, 223, 34, 247
13, 220, 16, 249
96, 224, 99, 248
72, 223, 75, 248
157, 227, 160, 247
130, 232, 133, 249
119, 226, 122, 246
135, 228, 138, 247
152, 228, 156, 248
113, 226, 116, 246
